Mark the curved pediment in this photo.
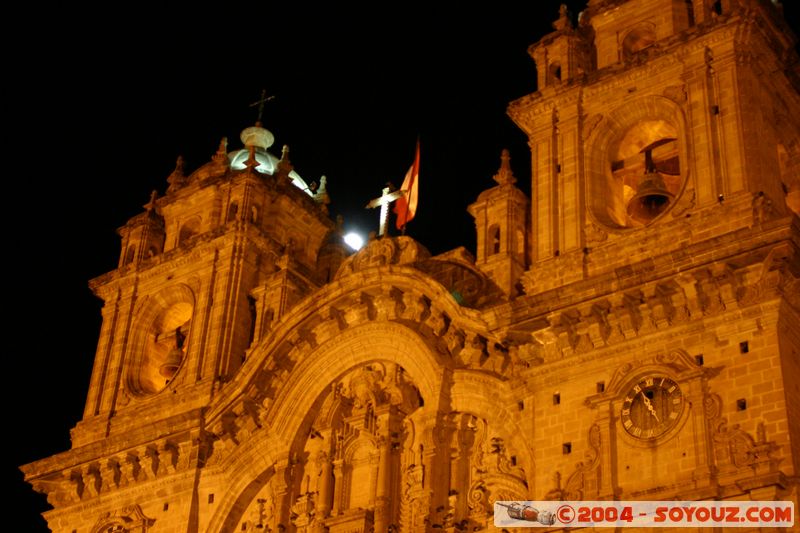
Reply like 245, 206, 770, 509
335, 236, 431, 278
336, 237, 504, 308
202, 266, 524, 471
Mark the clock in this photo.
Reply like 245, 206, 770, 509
620, 376, 684, 439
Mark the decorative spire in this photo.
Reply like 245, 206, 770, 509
493, 149, 517, 185
552, 4, 572, 31
277, 144, 293, 177
141, 190, 163, 223
212, 137, 229, 168
166, 156, 186, 193
314, 175, 331, 213
144, 190, 158, 212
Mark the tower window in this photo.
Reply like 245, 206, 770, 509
227, 202, 239, 222
178, 216, 201, 245
549, 61, 562, 82
124, 245, 136, 266
622, 25, 656, 61
608, 120, 680, 227
488, 225, 501, 255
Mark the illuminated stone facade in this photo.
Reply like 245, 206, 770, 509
22, 0, 800, 531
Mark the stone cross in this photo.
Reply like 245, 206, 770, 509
366, 186, 405, 237
250, 89, 275, 124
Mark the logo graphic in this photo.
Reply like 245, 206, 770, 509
495, 502, 556, 525
494, 501, 794, 528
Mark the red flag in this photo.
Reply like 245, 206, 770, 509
394, 141, 420, 230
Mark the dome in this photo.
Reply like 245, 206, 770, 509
228, 124, 314, 196
229, 147, 280, 174
227, 147, 314, 196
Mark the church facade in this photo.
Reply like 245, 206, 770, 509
22, 0, 800, 531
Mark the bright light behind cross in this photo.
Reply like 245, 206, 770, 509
344, 232, 365, 251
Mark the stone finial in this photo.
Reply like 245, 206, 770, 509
277, 144, 293, 177
314, 175, 331, 210
552, 4, 572, 31
493, 149, 516, 185
166, 156, 186, 192
169, 156, 184, 180
144, 190, 158, 212
212, 137, 229, 168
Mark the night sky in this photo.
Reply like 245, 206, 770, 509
9, 2, 799, 530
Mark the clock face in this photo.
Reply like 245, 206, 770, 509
620, 376, 684, 439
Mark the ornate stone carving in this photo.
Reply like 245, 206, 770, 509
752, 191, 776, 224
670, 188, 695, 218
703, 393, 723, 420
560, 424, 601, 500
662, 84, 688, 104
91, 505, 155, 533
335, 236, 431, 279
584, 221, 608, 244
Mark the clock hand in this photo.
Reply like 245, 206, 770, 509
641, 393, 660, 422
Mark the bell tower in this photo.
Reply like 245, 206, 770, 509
510, 0, 800, 292
528, 3, 594, 90
117, 190, 165, 268
74, 120, 335, 448
468, 149, 529, 296
505, 0, 800, 512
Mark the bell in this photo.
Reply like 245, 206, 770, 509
159, 345, 183, 378
627, 150, 675, 223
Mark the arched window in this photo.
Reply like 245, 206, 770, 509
128, 285, 195, 396
622, 25, 656, 61
488, 225, 501, 255
611, 120, 680, 225
124, 245, 136, 265
549, 61, 562, 83
227, 202, 239, 223
585, 96, 687, 229
178, 216, 201, 245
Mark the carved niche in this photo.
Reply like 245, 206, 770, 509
233, 359, 423, 533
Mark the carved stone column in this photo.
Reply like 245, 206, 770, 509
687, 378, 714, 489
331, 460, 344, 516
314, 451, 333, 519
374, 435, 392, 532
272, 461, 292, 532
596, 403, 615, 499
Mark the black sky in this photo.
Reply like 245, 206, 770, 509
9, 2, 799, 530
